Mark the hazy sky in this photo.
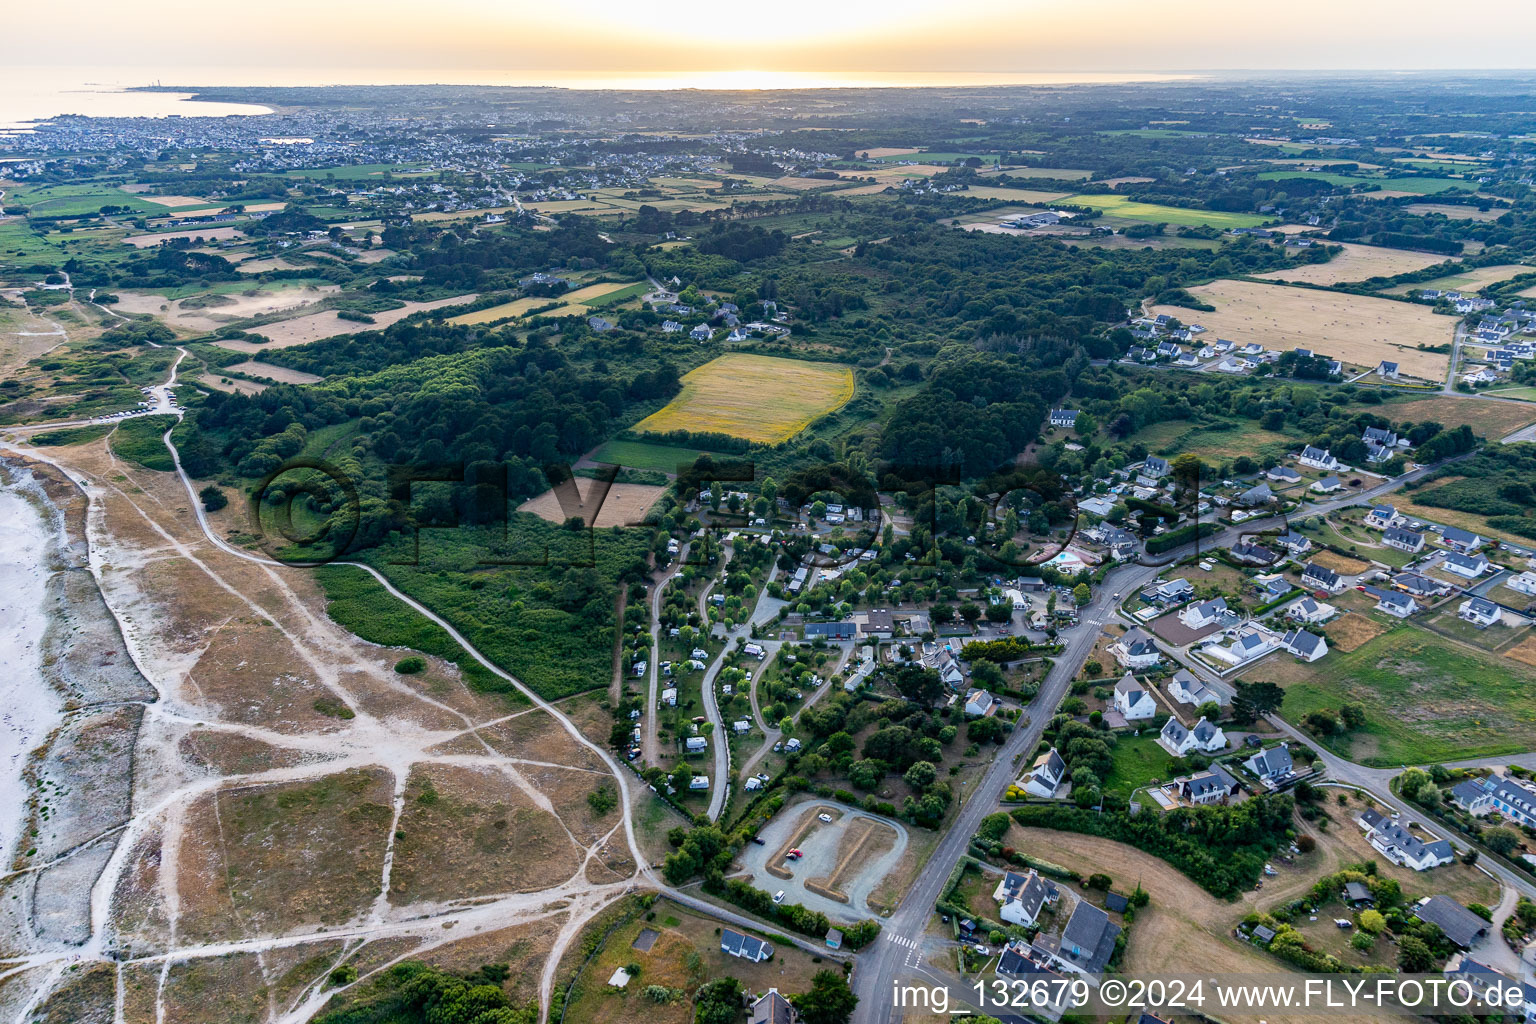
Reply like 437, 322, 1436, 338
15, 0, 1536, 77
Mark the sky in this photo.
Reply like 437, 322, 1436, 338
13, 0, 1536, 80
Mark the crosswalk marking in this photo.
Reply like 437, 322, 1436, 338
885, 934, 918, 949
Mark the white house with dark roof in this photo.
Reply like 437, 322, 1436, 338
1301, 562, 1344, 593
1378, 360, 1400, 379
1310, 475, 1342, 494
721, 927, 773, 961
1441, 551, 1491, 579
1459, 596, 1502, 627
1021, 748, 1067, 798
1168, 669, 1225, 707
1286, 595, 1334, 624
1449, 778, 1495, 816
1142, 456, 1170, 479
1049, 409, 1079, 428
1110, 627, 1161, 669
1160, 716, 1226, 756
993, 868, 1059, 927
1281, 628, 1328, 662
1383, 527, 1425, 553
1359, 809, 1456, 871
1276, 530, 1311, 556
1439, 526, 1485, 553
1298, 446, 1340, 471
1113, 673, 1158, 720
1035, 901, 1121, 975
1367, 586, 1418, 618
1177, 765, 1241, 806
1245, 744, 1295, 785
1180, 597, 1228, 629
1365, 505, 1400, 530
1363, 426, 1398, 447
1393, 572, 1448, 598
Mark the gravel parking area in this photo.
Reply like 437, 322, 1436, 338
738, 798, 908, 922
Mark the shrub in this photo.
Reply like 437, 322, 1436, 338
394, 656, 427, 674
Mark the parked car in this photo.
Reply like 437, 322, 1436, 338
818, 813, 832, 823
773, 890, 786, 904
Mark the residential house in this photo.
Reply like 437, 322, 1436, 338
1238, 482, 1274, 505
1485, 775, 1536, 828
1506, 570, 1536, 596
1383, 527, 1425, 553
1178, 765, 1241, 805
1156, 577, 1194, 603
994, 869, 1059, 927
1286, 596, 1334, 624
1168, 669, 1225, 707
1205, 627, 1281, 666
1393, 572, 1448, 598
689, 324, 713, 341
1267, 465, 1303, 484
1413, 896, 1488, 948
1231, 540, 1278, 564
803, 621, 857, 640
1365, 505, 1401, 530
720, 928, 773, 962
1021, 748, 1068, 798
1245, 744, 1296, 785
587, 316, 613, 332
1448, 778, 1494, 816
1159, 716, 1227, 756
964, 689, 996, 717
1301, 563, 1345, 593
1049, 409, 1079, 428
1359, 810, 1456, 872
1299, 446, 1341, 471
1035, 901, 1122, 975
1113, 673, 1158, 720
1367, 586, 1418, 618
661, 319, 685, 333
1142, 456, 1170, 479
1281, 628, 1328, 662
1363, 426, 1399, 448
1378, 360, 1401, 379
1440, 526, 1485, 553
750, 990, 795, 1024
1442, 958, 1536, 1022
1366, 442, 1394, 464
1110, 627, 1161, 669
1310, 475, 1343, 494
1180, 597, 1229, 629
1441, 551, 1492, 579
1459, 596, 1502, 627
1276, 530, 1312, 556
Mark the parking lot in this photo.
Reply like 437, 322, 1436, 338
737, 798, 908, 923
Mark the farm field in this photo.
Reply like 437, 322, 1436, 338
213, 294, 476, 351
633, 353, 855, 444
197, 372, 266, 394
1061, 194, 1270, 228
1259, 624, 1536, 765
1256, 170, 1479, 195
447, 295, 558, 325
1403, 203, 1506, 222
222, 360, 324, 384
585, 438, 736, 474
517, 481, 667, 529
1254, 242, 1452, 286
1146, 279, 1453, 379
951, 186, 1072, 204
1386, 264, 1530, 294
1483, 386, 1536, 402
1126, 419, 1297, 461
1373, 395, 1536, 437
112, 283, 339, 332
120, 226, 247, 247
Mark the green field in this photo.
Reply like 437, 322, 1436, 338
583, 281, 650, 308
1256, 170, 1479, 195
1099, 129, 1208, 138
108, 415, 178, 471
1062, 194, 1270, 229
1103, 733, 1179, 799
1274, 625, 1536, 765
281, 164, 431, 180
9, 184, 164, 218
587, 438, 736, 474
1482, 387, 1536, 402
867, 151, 998, 164
0, 221, 66, 260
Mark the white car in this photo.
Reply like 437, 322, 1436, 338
818, 813, 832, 823
773, 890, 786, 904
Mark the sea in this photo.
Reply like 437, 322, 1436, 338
0, 65, 1200, 129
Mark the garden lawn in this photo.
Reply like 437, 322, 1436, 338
1274, 624, 1536, 765
1103, 733, 1179, 799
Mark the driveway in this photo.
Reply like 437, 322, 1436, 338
737, 798, 909, 923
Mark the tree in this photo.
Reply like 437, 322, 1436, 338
1339, 702, 1366, 730
1483, 826, 1521, 856
1400, 768, 1433, 801
903, 761, 937, 790
1232, 680, 1284, 723
694, 977, 745, 1024
199, 484, 227, 511
958, 602, 983, 625
1358, 909, 1386, 934
891, 665, 944, 706
1072, 583, 1091, 606
791, 970, 858, 1024
1397, 935, 1434, 973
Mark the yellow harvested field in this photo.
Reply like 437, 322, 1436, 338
213, 294, 476, 351
1148, 279, 1453, 379
562, 281, 643, 303
1254, 242, 1453, 285
1404, 203, 1506, 222
122, 226, 246, 247
517, 481, 667, 528
770, 176, 853, 191
634, 353, 855, 444
414, 206, 517, 222
139, 194, 213, 207
955, 186, 1072, 203
856, 147, 922, 159
1379, 396, 1536, 437
1387, 264, 1531, 295
222, 360, 324, 384
112, 285, 339, 333
448, 296, 556, 326
198, 372, 266, 395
